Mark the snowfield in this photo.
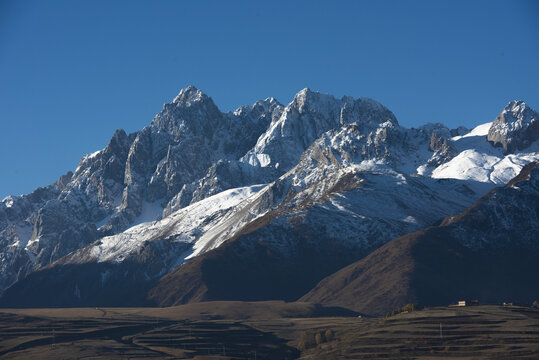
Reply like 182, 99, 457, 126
86, 184, 267, 263
431, 122, 539, 188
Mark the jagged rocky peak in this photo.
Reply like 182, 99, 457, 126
72, 128, 134, 182
172, 85, 205, 103
418, 123, 451, 138
429, 131, 456, 161
291, 88, 397, 126
413, 123, 457, 167
233, 97, 282, 118
241, 88, 398, 172
105, 129, 131, 155
292, 88, 341, 114
232, 97, 284, 126
151, 86, 223, 137
145, 91, 283, 207
450, 126, 469, 137
487, 100, 539, 153
55, 171, 73, 190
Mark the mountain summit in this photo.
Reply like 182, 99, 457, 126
487, 100, 539, 153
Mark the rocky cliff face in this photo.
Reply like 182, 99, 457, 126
0, 87, 538, 306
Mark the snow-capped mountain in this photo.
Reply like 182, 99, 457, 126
0, 87, 537, 306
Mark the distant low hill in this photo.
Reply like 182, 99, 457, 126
301, 162, 539, 315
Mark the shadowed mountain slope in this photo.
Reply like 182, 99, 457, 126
300, 162, 539, 315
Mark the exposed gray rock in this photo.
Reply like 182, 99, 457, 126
487, 100, 539, 153
240, 88, 398, 174
450, 126, 469, 137
427, 132, 457, 167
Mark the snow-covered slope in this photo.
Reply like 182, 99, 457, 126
70, 184, 266, 265
431, 121, 539, 192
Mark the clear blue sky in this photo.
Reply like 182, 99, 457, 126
1, 0, 538, 198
